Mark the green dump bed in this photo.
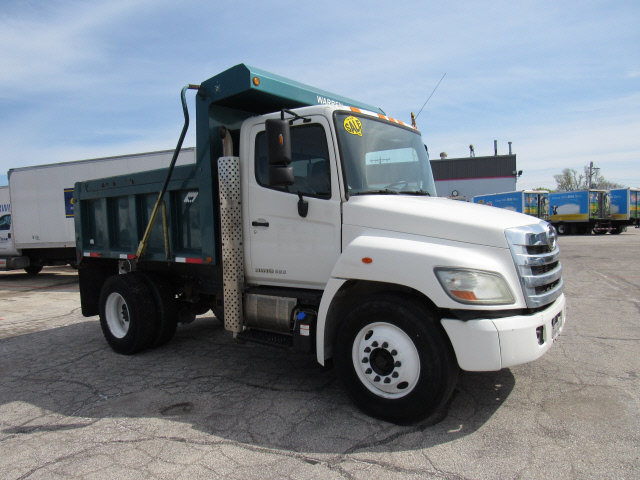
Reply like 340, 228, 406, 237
74, 64, 383, 266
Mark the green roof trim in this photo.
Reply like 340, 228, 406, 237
199, 64, 385, 115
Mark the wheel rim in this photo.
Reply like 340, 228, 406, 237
352, 322, 420, 399
105, 292, 130, 339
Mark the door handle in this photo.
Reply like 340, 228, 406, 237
252, 220, 269, 227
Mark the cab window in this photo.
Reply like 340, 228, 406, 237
255, 123, 331, 199
0, 214, 10, 231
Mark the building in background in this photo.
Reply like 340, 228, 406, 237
432, 152, 519, 200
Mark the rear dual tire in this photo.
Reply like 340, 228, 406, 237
99, 274, 178, 354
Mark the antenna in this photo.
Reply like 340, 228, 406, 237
413, 73, 447, 123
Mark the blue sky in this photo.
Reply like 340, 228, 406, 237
1, 0, 638, 190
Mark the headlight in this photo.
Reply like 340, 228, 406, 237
434, 268, 515, 305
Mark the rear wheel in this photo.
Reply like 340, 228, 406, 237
556, 224, 567, 235
143, 275, 178, 348
335, 295, 459, 424
99, 274, 158, 354
24, 265, 43, 275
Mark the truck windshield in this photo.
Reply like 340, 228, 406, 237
334, 112, 437, 197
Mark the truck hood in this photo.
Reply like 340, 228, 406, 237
343, 196, 541, 248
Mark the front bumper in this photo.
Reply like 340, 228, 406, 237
440, 294, 566, 371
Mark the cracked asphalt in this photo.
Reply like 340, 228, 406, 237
1, 229, 639, 479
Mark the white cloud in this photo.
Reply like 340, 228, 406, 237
0, 1, 149, 93
0, 0, 638, 191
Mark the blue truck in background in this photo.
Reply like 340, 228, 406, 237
548, 190, 611, 235
473, 190, 549, 220
609, 188, 640, 234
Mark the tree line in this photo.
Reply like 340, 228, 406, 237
552, 166, 624, 192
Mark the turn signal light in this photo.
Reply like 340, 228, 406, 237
450, 290, 478, 301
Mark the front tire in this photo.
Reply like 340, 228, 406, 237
335, 295, 459, 424
99, 275, 158, 354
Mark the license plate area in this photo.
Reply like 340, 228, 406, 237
551, 312, 564, 340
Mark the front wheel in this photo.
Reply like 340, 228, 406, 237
335, 295, 459, 424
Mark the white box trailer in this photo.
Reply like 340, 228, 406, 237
1, 148, 195, 273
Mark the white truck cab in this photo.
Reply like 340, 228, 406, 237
215, 106, 566, 420
224, 104, 565, 420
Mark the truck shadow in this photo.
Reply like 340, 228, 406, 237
0, 268, 79, 292
0, 317, 514, 455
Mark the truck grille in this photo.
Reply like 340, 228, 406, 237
526, 245, 551, 255
505, 224, 564, 308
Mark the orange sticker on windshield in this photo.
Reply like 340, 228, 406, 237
343, 116, 363, 137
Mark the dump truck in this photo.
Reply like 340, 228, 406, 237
0, 150, 195, 273
74, 64, 566, 424
609, 187, 640, 234
473, 190, 549, 220
548, 189, 611, 235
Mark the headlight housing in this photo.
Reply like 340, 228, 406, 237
434, 268, 515, 305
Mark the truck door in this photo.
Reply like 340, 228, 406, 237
246, 116, 342, 289
0, 196, 20, 257
601, 192, 611, 218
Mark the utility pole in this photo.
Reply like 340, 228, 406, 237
588, 162, 594, 189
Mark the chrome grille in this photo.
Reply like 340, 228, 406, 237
505, 223, 564, 308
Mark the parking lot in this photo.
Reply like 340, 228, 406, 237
1, 229, 639, 479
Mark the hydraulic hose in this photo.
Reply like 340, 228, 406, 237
135, 84, 200, 263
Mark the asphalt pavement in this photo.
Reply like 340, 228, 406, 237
1, 228, 639, 479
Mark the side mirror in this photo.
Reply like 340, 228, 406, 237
265, 119, 294, 186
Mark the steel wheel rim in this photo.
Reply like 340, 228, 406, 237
105, 292, 130, 339
352, 322, 420, 399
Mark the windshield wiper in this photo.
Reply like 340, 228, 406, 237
400, 190, 431, 196
352, 189, 400, 195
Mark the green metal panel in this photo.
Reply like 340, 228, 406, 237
108, 195, 134, 250
76, 64, 384, 268
75, 163, 214, 264
172, 188, 201, 253
199, 64, 384, 115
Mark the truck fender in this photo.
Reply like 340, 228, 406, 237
316, 277, 346, 365
332, 235, 519, 307
315, 234, 522, 364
